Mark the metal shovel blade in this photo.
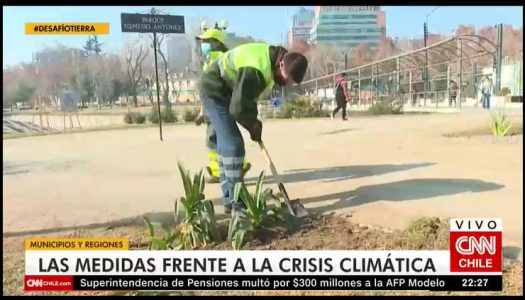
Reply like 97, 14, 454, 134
260, 141, 309, 219
288, 199, 309, 218
278, 183, 309, 218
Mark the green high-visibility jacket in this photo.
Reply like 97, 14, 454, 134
198, 43, 283, 130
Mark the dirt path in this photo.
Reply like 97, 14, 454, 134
3, 109, 523, 251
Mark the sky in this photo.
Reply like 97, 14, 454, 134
3, 6, 523, 68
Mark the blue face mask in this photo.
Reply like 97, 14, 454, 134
200, 43, 211, 57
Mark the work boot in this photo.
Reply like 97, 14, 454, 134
342, 117, 348, 121
224, 203, 232, 214
233, 201, 247, 214
240, 162, 251, 179
224, 201, 247, 215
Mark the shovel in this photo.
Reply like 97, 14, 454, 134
258, 141, 309, 218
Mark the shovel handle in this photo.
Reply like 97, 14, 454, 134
258, 141, 296, 216
258, 141, 279, 179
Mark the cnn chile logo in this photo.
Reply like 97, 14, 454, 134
24, 275, 73, 291
449, 218, 502, 273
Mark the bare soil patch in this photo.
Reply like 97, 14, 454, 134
443, 119, 523, 138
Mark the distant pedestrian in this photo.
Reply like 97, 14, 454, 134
331, 73, 349, 121
480, 76, 492, 109
449, 80, 458, 107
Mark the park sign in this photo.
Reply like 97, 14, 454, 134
120, 11, 185, 141
60, 89, 79, 113
120, 13, 185, 34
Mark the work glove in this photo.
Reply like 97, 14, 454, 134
248, 120, 263, 142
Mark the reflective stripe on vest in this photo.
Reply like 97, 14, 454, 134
218, 43, 274, 99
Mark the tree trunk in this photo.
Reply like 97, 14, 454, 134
133, 94, 138, 107
163, 92, 169, 107
163, 75, 170, 109
163, 90, 170, 109
174, 88, 180, 103
158, 49, 171, 109
149, 94, 153, 106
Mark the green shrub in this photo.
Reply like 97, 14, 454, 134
132, 112, 146, 124
148, 106, 178, 124
148, 106, 160, 124
162, 107, 178, 123
490, 107, 513, 137
123, 112, 134, 124
368, 96, 403, 115
126, 112, 147, 124
183, 108, 200, 122
500, 87, 511, 97
277, 96, 328, 119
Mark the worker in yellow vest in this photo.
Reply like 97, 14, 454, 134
197, 43, 308, 214
195, 27, 251, 184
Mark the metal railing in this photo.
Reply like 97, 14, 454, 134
297, 34, 498, 110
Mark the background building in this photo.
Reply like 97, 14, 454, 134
32, 46, 84, 65
310, 6, 386, 50
289, 7, 315, 46
225, 32, 261, 49
287, 29, 293, 46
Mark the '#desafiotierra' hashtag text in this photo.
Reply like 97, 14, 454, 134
34, 24, 96, 33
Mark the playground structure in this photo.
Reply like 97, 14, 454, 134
3, 113, 125, 134
3, 119, 55, 134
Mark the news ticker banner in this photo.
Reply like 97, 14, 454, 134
25, 23, 110, 35
24, 218, 502, 292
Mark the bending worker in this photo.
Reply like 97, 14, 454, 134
195, 27, 251, 184
197, 43, 308, 214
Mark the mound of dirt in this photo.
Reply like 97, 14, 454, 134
205, 213, 449, 251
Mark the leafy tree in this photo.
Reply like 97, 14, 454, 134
8, 82, 36, 107
83, 35, 104, 56
110, 79, 124, 107
70, 64, 96, 108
